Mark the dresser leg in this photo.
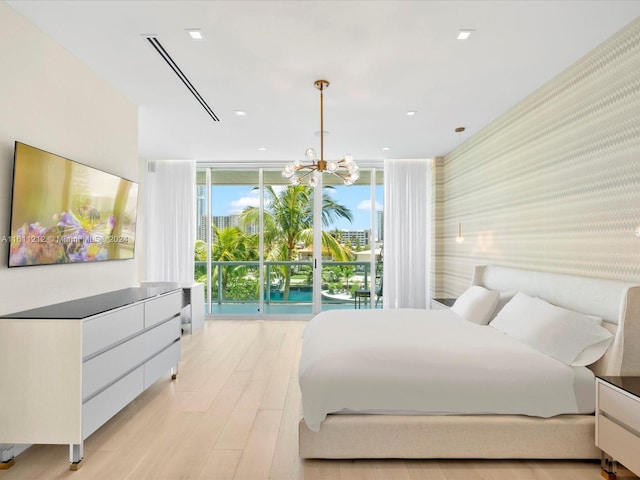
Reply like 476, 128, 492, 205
0, 446, 15, 470
171, 362, 179, 380
69, 443, 84, 470
601, 452, 617, 480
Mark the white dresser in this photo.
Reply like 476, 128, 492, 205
596, 376, 640, 479
0, 286, 182, 470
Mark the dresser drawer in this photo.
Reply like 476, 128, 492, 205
597, 415, 640, 475
144, 316, 181, 359
598, 382, 640, 433
144, 291, 182, 328
144, 341, 180, 389
82, 304, 144, 358
82, 366, 144, 439
82, 334, 145, 400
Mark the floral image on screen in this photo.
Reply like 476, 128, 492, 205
8, 142, 138, 267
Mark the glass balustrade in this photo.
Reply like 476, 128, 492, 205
194, 260, 380, 315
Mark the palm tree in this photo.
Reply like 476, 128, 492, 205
194, 227, 259, 302
194, 239, 209, 291
240, 185, 353, 300
212, 226, 259, 300
211, 226, 258, 263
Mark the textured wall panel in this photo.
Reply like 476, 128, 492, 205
437, 18, 640, 297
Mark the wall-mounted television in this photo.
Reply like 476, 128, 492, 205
8, 142, 138, 267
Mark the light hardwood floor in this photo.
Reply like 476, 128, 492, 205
0, 320, 603, 479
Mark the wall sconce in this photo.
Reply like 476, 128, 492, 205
456, 222, 464, 243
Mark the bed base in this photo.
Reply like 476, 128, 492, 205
299, 414, 599, 459
299, 266, 640, 460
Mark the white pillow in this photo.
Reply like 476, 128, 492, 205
489, 290, 517, 321
490, 292, 613, 366
451, 286, 500, 325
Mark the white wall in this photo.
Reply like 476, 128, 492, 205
0, 2, 140, 314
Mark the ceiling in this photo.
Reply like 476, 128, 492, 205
6, 1, 640, 164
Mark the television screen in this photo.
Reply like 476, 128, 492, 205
8, 142, 138, 267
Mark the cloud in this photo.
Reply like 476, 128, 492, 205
230, 192, 259, 213
357, 199, 383, 211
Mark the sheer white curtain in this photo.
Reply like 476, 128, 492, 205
383, 158, 431, 309
143, 160, 196, 285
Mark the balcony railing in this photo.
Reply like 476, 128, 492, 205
194, 260, 380, 309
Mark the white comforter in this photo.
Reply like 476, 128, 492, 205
299, 308, 594, 432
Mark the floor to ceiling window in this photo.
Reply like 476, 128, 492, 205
195, 166, 383, 317
319, 170, 384, 312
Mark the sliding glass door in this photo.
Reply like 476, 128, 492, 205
261, 170, 315, 315
195, 170, 261, 315
195, 166, 383, 317
318, 170, 384, 312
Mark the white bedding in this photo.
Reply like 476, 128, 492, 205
299, 308, 595, 432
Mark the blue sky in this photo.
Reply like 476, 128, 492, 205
210, 185, 383, 231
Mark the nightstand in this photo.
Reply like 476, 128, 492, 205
431, 298, 456, 310
596, 376, 640, 479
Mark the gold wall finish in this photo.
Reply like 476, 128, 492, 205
436, 18, 640, 297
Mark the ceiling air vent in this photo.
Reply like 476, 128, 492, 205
146, 36, 220, 122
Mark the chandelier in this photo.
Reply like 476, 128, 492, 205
282, 79, 360, 187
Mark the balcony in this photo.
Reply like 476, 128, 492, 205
195, 260, 381, 315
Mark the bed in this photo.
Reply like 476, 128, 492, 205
298, 265, 640, 459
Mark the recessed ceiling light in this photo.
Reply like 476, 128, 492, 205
234, 110, 247, 116
406, 111, 417, 116
457, 29, 474, 40
186, 29, 205, 41
258, 147, 267, 151
382, 147, 390, 151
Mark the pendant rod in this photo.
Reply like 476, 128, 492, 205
314, 80, 329, 171
320, 84, 324, 163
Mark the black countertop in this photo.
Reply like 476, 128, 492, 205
0, 286, 180, 320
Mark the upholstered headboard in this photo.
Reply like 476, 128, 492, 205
472, 265, 640, 376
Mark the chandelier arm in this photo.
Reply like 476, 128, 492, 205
297, 168, 316, 181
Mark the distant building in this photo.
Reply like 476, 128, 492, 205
212, 214, 240, 230
296, 246, 333, 261
244, 221, 259, 235
196, 186, 208, 241
340, 229, 371, 249
197, 215, 208, 241
377, 211, 384, 242
208, 214, 259, 242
